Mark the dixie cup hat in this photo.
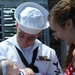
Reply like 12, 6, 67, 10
14, 2, 49, 34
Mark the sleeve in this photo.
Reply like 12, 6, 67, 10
19, 69, 27, 75
46, 49, 64, 75
1, 60, 6, 75
0, 45, 7, 60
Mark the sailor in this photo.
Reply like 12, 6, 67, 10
0, 2, 63, 75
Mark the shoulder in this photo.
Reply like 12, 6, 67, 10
40, 41, 55, 52
0, 35, 15, 49
35, 39, 56, 53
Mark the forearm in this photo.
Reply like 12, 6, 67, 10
0, 59, 20, 75
0, 59, 35, 75
0, 61, 2, 75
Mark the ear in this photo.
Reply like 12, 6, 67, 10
16, 22, 18, 29
66, 19, 73, 29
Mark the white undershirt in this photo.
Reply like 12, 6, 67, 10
21, 46, 32, 61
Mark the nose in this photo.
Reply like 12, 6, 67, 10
22, 38, 28, 43
54, 35, 61, 41
52, 33, 58, 40
54, 36, 59, 40
21, 38, 29, 47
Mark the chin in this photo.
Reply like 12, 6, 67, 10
21, 45, 28, 48
19, 44, 27, 48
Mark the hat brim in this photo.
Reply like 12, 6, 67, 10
14, 2, 49, 34
18, 22, 49, 34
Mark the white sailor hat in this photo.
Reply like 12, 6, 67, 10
14, 2, 49, 34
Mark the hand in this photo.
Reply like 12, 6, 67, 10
5, 60, 20, 75
23, 68, 35, 75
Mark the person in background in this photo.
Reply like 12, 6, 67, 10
0, 2, 63, 75
48, 0, 75, 74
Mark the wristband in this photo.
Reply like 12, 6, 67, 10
19, 69, 26, 75
1, 61, 6, 75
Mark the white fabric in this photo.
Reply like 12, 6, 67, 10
0, 35, 63, 75
22, 46, 32, 61
19, 69, 43, 75
14, 2, 49, 34
19, 69, 27, 75
35, 73, 42, 75
20, 7, 44, 28
1, 61, 6, 75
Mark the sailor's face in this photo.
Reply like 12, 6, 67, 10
16, 28, 38, 48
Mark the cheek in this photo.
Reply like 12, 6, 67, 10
28, 39, 35, 44
17, 35, 21, 41
54, 31, 64, 40
57, 29, 65, 37
17, 35, 24, 44
54, 32, 62, 38
73, 49, 75, 58
58, 32, 63, 37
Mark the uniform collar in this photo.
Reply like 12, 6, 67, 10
7, 34, 42, 51
6, 34, 21, 50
